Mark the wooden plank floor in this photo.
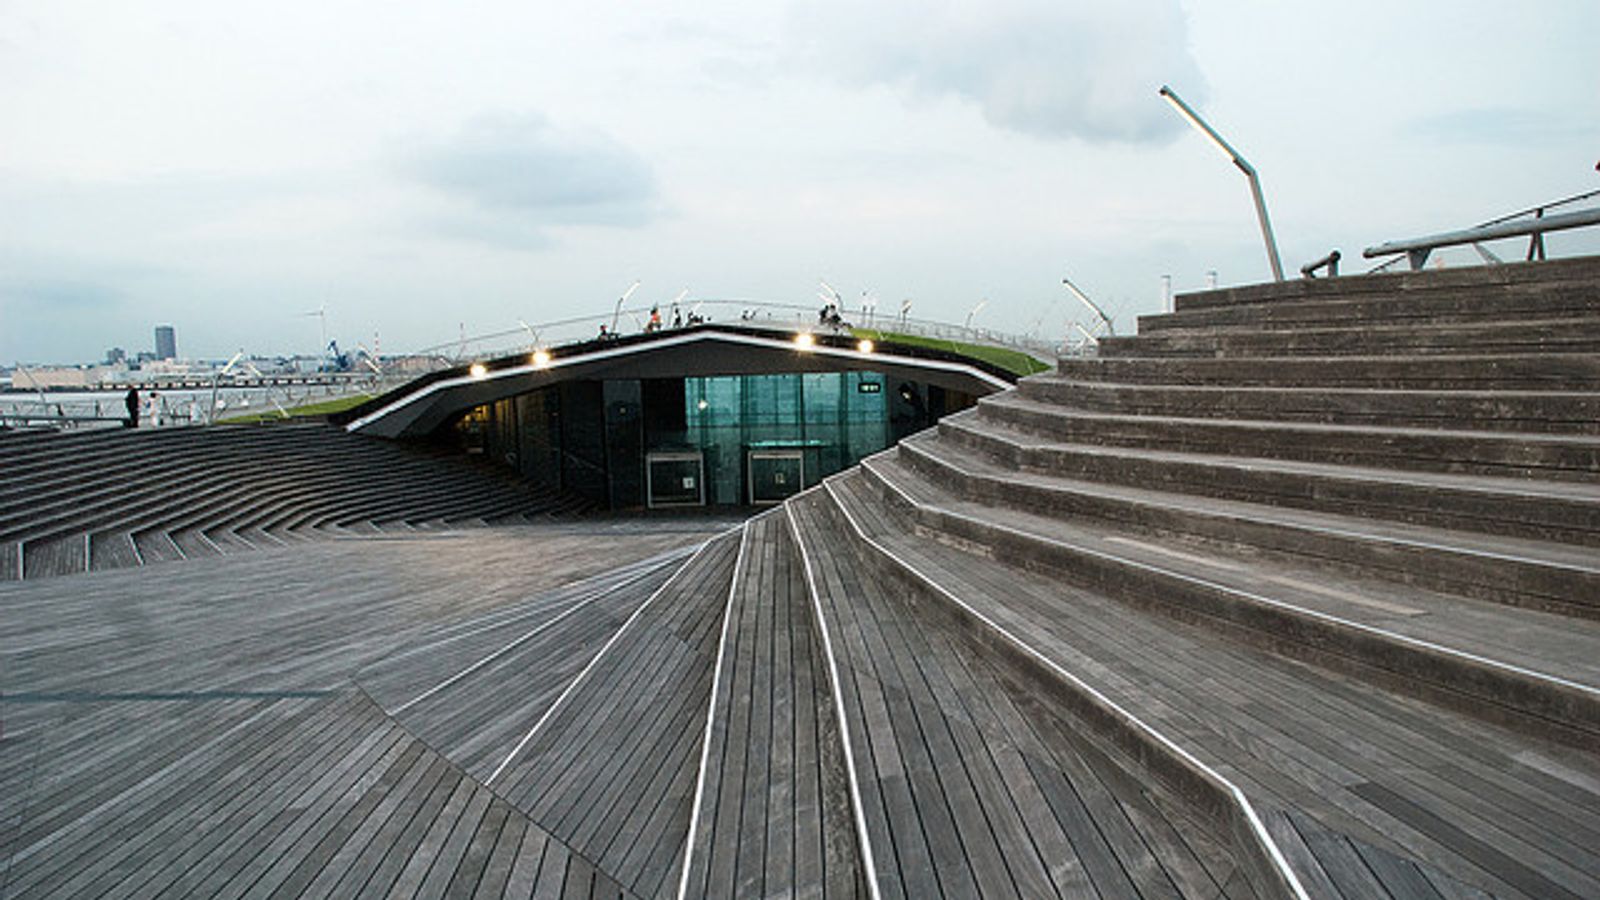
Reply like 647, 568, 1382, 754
361, 554, 687, 781
0, 522, 722, 900
786, 490, 1247, 900
1, 689, 634, 899
489, 531, 741, 900
679, 512, 864, 899
1, 528, 713, 698
829, 469, 1600, 899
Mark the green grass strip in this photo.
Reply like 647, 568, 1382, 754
217, 393, 372, 424
849, 328, 1051, 377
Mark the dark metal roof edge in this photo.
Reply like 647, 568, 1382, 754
331, 323, 1024, 427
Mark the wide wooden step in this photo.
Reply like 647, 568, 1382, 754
887, 433, 1600, 619
818, 469, 1600, 898
785, 488, 1268, 898
1053, 353, 1600, 390
932, 413, 1600, 547
979, 392, 1600, 482
1170, 255, 1600, 312
1098, 317, 1600, 359
1017, 377, 1600, 435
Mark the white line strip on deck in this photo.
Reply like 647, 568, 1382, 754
376, 549, 691, 669
393, 558, 685, 714
826, 473, 1311, 900
675, 517, 753, 900
484, 523, 743, 787
784, 498, 885, 900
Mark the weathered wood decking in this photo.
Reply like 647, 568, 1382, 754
1, 525, 724, 900
787, 491, 1251, 899
678, 512, 862, 899
6, 260, 1598, 898
826, 466, 1600, 897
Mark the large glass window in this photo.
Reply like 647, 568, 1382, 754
671, 370, 891, 503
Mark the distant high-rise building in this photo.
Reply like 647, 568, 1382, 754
155, 325, 177, 360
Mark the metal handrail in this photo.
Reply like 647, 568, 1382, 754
1475, 187, 1600, 228
1364, 188, 1600, 271
1299, 250, 1341, 278
408, 298, 1059, 364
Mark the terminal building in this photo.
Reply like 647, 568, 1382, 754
342, 322, 1029, 509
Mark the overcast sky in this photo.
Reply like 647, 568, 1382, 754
3, 0, 1597, 364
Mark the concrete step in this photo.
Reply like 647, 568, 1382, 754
201, 527, 256, 554
1, 461, 277, 548
1052, 354, 1600, 390
1016, 378, 1600, 435
1171, 255, 1600, 312
878, 437, 1600, 619
0, 541, 20, 580
1099, 317, 1600, 359
0, 430, 381, 541
927, 414, 1600, 547
20, 534, 88, 579
1147, 280, 1600, 334
131, 529, 186, 565
978, 393, 1600, 482
235, 526, 289, 549
805, 473, 1600, 896
170, 528, 224, 560
88, 531, 142, 572
782, 486, 1298, 898
838, 462, 1600, 748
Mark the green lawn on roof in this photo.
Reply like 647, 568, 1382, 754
850, 328, 1052, 378
217, 393, 372, 424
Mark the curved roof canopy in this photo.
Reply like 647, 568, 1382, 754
344, 324, 1021, 439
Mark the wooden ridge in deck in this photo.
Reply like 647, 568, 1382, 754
785, 489, 1246, 899
824, 469, 1600, 899
489, 530, 742, 899
1, 688, 633, 899
678, 512, 864, 899
360, 551, 690, 780
1, 523, 723, 899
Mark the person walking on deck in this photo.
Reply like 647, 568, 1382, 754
124, 387, 140, 428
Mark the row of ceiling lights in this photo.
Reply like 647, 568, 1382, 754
467, 333, 876, 380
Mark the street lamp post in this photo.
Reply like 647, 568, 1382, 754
1159, 85, 1284, 282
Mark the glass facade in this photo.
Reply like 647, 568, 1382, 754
681, 371, 887, 504
478, 369, 966, 508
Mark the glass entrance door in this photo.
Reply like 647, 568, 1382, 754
646, 451, 705, 508
747, 450, 804, 505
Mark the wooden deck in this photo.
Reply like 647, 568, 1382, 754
677, 512, 863, 899
825, 468, 1600, 899
486, 531, 741, 899
786, 491, 1253, 900
0, 523, 724, 900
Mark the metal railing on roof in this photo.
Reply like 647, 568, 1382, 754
1363, 188, 1600, 272
406, 299, 1059, 366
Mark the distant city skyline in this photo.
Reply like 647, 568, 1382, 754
154, 324, 177, 361
3, 0, 1597, 365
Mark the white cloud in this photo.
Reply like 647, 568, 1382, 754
404, 114, 659, 227
785, 0, 1205, 143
